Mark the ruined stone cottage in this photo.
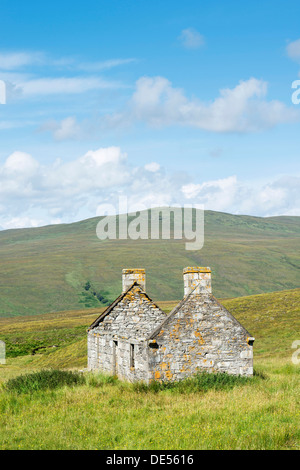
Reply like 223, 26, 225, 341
87, 267, 254, 382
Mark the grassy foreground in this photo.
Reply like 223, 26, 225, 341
0, 359, 299, 450
0, 289, 299, 450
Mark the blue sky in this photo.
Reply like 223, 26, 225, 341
0, 0, 300, 228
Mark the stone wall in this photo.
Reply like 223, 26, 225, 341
87, 267, 254, 383
122, 269, 146, 293
87, 284, 166, 382
183, 267, 212, 296
148, 294, 254, 382
88, 332, 149, 382
89, 285, 166, 341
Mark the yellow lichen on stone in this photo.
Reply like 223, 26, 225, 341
194, 329, 205, 345
183, 267, 211, 274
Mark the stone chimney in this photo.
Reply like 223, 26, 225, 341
122, 268, 146, 292
183, 267, 212, 296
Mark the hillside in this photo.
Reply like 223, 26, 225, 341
0, 208, 299, 317
0, 288, 299, 366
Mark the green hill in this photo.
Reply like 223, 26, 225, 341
0, 208, 299, 317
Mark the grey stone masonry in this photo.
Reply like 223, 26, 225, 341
87, 277, 166, 382
147, 291, 254, 382
183, 267, 212, 296
87, 267, 255, 383
122, 268, 146, 293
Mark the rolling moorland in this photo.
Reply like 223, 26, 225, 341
0, 208, 299, 449
0, 208, 299, 317
0, 288, 299, 449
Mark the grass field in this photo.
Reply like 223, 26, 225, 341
0, 288, 299, 450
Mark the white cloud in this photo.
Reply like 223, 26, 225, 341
181, 183, 202, 199
0, 50, 136, 73
3, 151, 39, 176
181, 176, 238, 212
37, 75, 299, 141
0, 147, 299, 230
180, 175, 300, 217
0, 50, 129, 105
286, 39, 300, 62
179, 28, 205, 49
241, 176, 300, 216
128, 76, 299, 132
43, 146, 130, 195
40, 117, 81, 141
1, 217, 45, 230
144, 162, 160, 172
0, 147, 128, 198
81, 147, 126, 167
0, 51, 43, 70
78, 58, 137, 72
18, 76, 123, 96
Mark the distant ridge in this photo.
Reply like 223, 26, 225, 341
0, 208, 299, 317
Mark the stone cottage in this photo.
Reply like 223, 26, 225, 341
87, 267, 255, 382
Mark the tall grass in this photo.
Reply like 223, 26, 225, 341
132, 370, 257, 394
4, 369, 85, 394
3, 367, 257, 396
0, 359, 298, 450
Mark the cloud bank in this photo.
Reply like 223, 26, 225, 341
0, 147, 299, 230
39, 75, 299, 142
128, 76, 299, 132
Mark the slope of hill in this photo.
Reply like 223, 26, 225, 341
0, 209, 299, 317
0, 288, 299, 368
